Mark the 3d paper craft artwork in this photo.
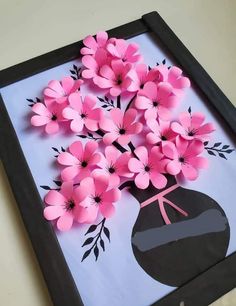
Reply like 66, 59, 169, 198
1, 27, 235, 306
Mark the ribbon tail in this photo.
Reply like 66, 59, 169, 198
159, 198, 171, 225
163, 197, 188, 218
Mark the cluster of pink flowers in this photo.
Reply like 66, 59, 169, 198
30, 31, 215, 231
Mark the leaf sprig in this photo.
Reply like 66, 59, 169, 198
70, 64, 82, 80
204, 142, 234, 160
52, 146, 66, 158
27, 97, 41, 107
77, 132, 102, 141
81, 218, 110, 262
98, 96, 115, 111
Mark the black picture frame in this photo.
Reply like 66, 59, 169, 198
0, 11, 235, 306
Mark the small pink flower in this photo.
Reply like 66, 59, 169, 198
99, 108, 143, 145
162, 136, 208, 180
81, 31, 109, 55
44, 76, 83, 105
57, 141, 101, 181
31, 102, 64, 134
171, 111, 215, 141
63, 93, 102, 132
107, 39, 141, 63
128, 146, 168, 190
93, 60, 132, 96
127, 63, 161, 93
156, 65, 190, 96
43, 181, 81, 231
93, 146, 133, 188
135, 81, 178, 121
82, 48, 109, 79
75, 174, 121, 221
146, 119, 177, 144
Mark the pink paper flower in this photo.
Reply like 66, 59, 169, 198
135, 81, 178, 121
99, 108, 143, 145
162, 136, 208, 180
57, 141, 100, 181
93, 146, 133, 188
93, 60, 132, 96
146, 118, 177, 144
82, 48, 109, 79
81, 31, 109, 55
171, 111, 215, 141
31, 102, 64, 134
156, 65, 190, 96
44, 76, 83, 105
128, 146, 168, 190
107, 39, 141, 63
127, 63, 161, 93
62, 93, 102, 132
75, 174, 121, 221
43, 181, 81, 231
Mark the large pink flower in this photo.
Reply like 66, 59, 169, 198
171, 111, 215, 141
135, 81, 178, 121
82, 48, 109, 79
43, 76, 83, 105
146, 118, 177, 144
99, 108, 143, 145
44, 182, 81, 231
81, 31, 109, 55
162, 136, 208, 180
63, 93, 102, 132
156, 65, 190, 96
75, 174, 121, 221
127, 63, 161, 93
57, 141, 100, 181
128, 146, 168, 190
31, 102, 65, 134
93, 60, 132, 96
93, 146, 133, 188
107, 39, 141, 63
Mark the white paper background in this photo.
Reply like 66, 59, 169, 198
1, 33, 235, 306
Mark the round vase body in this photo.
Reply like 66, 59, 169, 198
129, 178, 230, 287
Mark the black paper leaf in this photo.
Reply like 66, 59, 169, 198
78, 135, 87, 138
52, 147, 59, 152
204, 141, 209, 146
222, 145, 230, 150
85, 224, 97, 235
207, 150, 216, 156
53, 180, 62, 187
36, 97, 41, 102
103, 227, 110, 242
71, 76, 76, 80
81, 249, 92, 262
100, 239, 105, 251
102, 105, 108, 108
213, 142, 221, 148
61, 147, 66, 152
188, 106, 192, 114
73, 64, 77, 70
162, 59, 166, 65
105, 96, 108, 102
225, 149, 234, 153
88, 132, 93, 137
70, 70, 76, 75
219, 153, 227, 160
82, 237, 94, 247
94, 245, 99, 261
26, 98, 34, 102
98, 97, 104, 102
40, 185, 51, 190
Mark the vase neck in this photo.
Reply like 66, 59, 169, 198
129, 175, 178, 204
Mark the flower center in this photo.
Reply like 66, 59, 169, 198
109, 167, 115, 174
140, 83, 144, 89
94, 196, 101, 203
161, 135, 167, 141
51, 114, 57, 121
153, 101, 159, 107
81, 161, 88, 167
119, 128, 126, 135
116, 75, 122, 85
144, 165, 150, 172
66, 199, 75, 211
188, 130, 195, 136
179, 157, 185, 163
81, 113, 86, 119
